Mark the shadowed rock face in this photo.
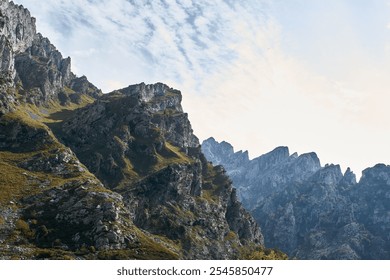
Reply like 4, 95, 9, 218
14, 34, 72, 98
202, 138, 390, 259
56, 82, 264, 259
0, 1, 280, 260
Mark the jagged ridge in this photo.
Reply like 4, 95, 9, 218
202, 137, 390, 259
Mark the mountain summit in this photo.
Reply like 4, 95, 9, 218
0, 1, 286, 260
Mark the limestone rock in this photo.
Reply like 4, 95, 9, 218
0, 1, 36, 88
0, 1, 36, 53
14, 33, 72, 101
69, 75, 102, 98
22, 180, 137, 251
0, 35, 15, 85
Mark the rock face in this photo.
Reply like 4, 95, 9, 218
14, 33, 72, 101
55, 83, 264, 259
0, 1, 36, 53
202, 137, 390, 259
202, 138, 321, 210
0, 0, 36, 86
0, 1, 283, 260
0, 1, 100, 113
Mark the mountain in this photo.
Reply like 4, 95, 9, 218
0, 1, 287, 260
202, 137, 390, 259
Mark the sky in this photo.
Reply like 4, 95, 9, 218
14, 0, 390, 178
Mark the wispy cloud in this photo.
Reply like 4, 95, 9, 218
16, 0, 271, 88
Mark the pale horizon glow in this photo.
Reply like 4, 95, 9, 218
14, 0, 390, 179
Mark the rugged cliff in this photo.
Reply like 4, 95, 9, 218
0, 1, 285, 260
202, 137, 390, 259
0, 0, 100, 114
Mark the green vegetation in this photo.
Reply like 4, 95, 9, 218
6, 93, 96, 127
0, 148, 96, 205
117, 139, 194, 189
168, 203, 195, 220
96, 248, 178, 260
31, 248, 75, 260
199, 189, 217, 203
224, 231, 237, 241
2, 109, 48, 130
15, 219, 35, 239
0, 104, 99, 206
240, 246, 288, 260
153, 142, 193, 171
119, 158, 141, 185
0, 160, 29, 204
96, 227, 181, 260
198, 163, 230, 203
46, 94, 95, 116
0, 245, 76, 260
63, 86, 76, 95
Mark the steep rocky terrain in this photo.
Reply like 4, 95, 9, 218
202, 137, 390, 259
0, 1, 286, 260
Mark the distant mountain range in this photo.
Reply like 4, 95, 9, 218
202, 137, 390, 259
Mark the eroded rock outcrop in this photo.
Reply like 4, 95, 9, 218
56, 83, 265, 259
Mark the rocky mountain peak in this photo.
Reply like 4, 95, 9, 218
14, 32, 73, 99
339, 167, 357, 188
297, 152, 320, 168
290, 152, 298, 158
0, 1, 36, 87
201, 137, 240, 166
0, 1, 36, 53
220, 140, 235, 152
360, 164, 390, 186
120, 82, 168, 100
117, 82, 183, 113
237, 150, 249, 161
252, 146, 289, 170
311, 164, 343, 186
1, 0, 101, 110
